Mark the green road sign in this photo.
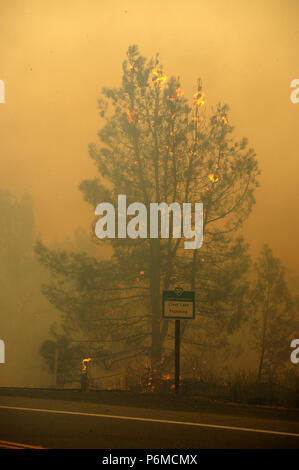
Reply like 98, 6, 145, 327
162, 289, 195, 320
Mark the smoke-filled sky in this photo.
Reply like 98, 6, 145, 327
0, 0, 299, 274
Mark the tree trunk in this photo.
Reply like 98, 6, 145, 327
149, 238, 161, 380
257, 286, 270, 383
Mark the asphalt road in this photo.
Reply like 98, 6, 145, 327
0, 395, 298, 449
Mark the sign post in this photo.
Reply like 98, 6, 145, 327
162, 288, 195, 393
174, 320, 180, 394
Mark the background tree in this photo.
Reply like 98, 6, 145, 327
251, 244, 296, 383
0, 189, 58, 387
36, 45, 259, 384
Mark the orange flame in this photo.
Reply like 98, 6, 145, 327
128, 64, 138, 73
126, 110, 136, 124
208, 173, 219, 183
220, 116, 228, 125
81, 358, 91, 373
152, 68, 167, 85
175, 88, 184, 97
193, 91, 205, 107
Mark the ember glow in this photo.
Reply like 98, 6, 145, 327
208, 173, 219, 183
193, 91, 205, 107
81, 358, 91, 373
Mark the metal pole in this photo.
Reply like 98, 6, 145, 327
175, 319, 180, 394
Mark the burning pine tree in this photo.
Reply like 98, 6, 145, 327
36, 46, 259, 387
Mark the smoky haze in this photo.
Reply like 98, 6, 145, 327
0, 0, 298, 271
0, 0, 298, 391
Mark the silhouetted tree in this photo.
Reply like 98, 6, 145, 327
251, 245, 296, 383
0, 189, 57, 386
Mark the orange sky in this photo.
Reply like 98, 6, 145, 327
0, 0, 299, 275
